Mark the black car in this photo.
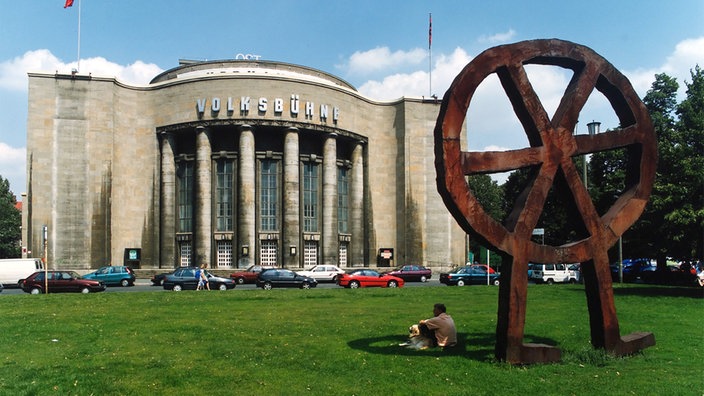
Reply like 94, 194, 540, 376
440, 265, 500, 286
162, 267, 236, 291
256, 269, 318, 290
383, 265, 432, 282
150, 267, 188, 286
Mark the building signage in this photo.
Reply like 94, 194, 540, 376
196, 94, 340, 123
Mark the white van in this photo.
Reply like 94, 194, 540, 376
528, 263, 579, 284
0, 258, 44, 287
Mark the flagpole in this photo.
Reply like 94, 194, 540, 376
428, 13, 432, 97
77, 0, 81, 72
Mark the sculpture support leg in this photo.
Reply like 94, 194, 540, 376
583, 248, 655, 355
496, 255, 561, 364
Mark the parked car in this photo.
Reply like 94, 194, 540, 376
467, 263, 496, 274
150, 267, 188, 286
21, 271, 106, 294
440, 265, 500, 286
295, 265, 346, 282
256, 269, 318, 290
383, 265, 432, 282
230, 265, 276, 284
640, 265, 697, 286
528, 263, 579, 284
336, 269, 404, 288
610, 258, 655, 282
83, 266, 135, 287
163, 267, 236, 291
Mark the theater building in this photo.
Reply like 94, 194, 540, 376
22, 59, 467, 271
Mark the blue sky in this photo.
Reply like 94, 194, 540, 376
1, 0, 703, 198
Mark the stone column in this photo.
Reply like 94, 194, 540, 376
195, 126, 212, 267
322, 134, 338, 265
283, 127, 300, 268
159, 132, 177, 268
238, 125, 256, 265
350, 142, 364, 267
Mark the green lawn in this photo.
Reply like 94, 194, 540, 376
0, 284, 702, 395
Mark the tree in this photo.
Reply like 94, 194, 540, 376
467, 174, 505, 267
605, 68, 704, 265
0, 175, 21, 258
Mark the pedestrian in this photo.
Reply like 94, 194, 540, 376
196, 265, 210, 291
419, 303, 457, 349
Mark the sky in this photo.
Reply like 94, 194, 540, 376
1, 0, 703, 199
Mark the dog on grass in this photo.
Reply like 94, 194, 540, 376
399, 324, 434, 350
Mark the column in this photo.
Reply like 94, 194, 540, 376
195, 126, 212, 267
238, 125, 256, 265
322, 134, 338, 265
283, 127, 300, 268
350, 142, 364, 266
159, 132, 176, 268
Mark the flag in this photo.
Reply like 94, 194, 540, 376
428, 14, 432, 49
64, 0, 74, 8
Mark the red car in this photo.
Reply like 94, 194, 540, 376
230, 265, 276, 284
21, 271, 106, 294
337, 269, 404, 288
469, 264, 496, 274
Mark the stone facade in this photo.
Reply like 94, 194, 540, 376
22, 60, 467, 271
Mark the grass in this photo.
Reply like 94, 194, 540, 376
0, 284, 702, 395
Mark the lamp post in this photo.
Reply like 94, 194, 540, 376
584, 121, 601, 190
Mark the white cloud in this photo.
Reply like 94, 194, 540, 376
344, 46, 427, 76
478, 29, 517, 44
0, 49, 163, 91
0, 142, 26, 196
625, 36, 704, 99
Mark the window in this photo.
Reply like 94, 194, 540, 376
338, 243, 348, 267
216, 159, 234, 232
177, 162, 194, 233
303, 162, 319, 232
337, 167, 349, 233
260, 240, 278, 266
217, 240, 233, 268
303, 240, 318, 267
179, 241, 192, 266
260, 159, 279, 232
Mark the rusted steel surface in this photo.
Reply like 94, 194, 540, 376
434, 39, 657, 364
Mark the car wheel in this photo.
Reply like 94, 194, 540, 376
301, 282, 311, 289
387, 280, 398, 288
569, 278, 577, 284
218, 283, 227, 291
546, 279, 554, 285
349, 280, 360, 289
30, 287, 42, 295
420, 275, 427, 282
120, 279, 130, 287
236, 277, 245, 284
493, 279, 500, 286
457, 279, 465, 287
173, 284, 183, 292
81, 287, 90, 294
331, 275, 338, 283
263, 282, 273, 290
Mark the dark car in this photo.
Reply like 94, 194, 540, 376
256, 269, 318, 290
163, 267, 236, 291
230, 265, 277, 284
150, 267, 188, 286
610, 258, 654, 282
440, 265, 500, 286
83, 265, 135, 287
21, 271, 106, 294
384, 265, 432, 282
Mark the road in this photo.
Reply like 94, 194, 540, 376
0, 278, 449, 295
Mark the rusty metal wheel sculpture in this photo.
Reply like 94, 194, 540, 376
434, 39, 657, 364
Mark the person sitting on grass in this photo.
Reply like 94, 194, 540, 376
419, 303, 457, 349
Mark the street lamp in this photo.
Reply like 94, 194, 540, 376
584, 121, 601, 190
